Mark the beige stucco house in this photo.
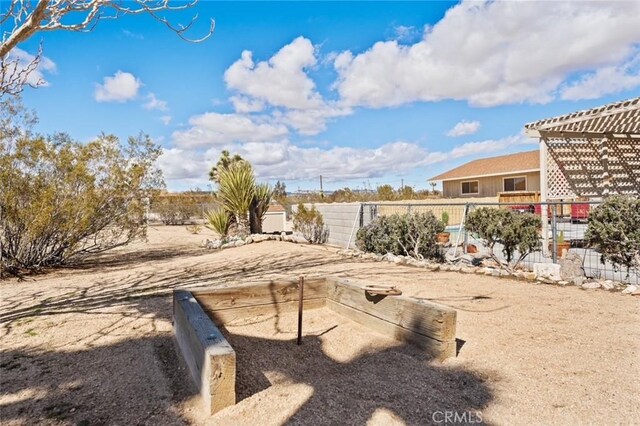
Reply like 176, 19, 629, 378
430, 150, 540, 198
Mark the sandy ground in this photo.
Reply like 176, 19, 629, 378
1, 225, 639, 425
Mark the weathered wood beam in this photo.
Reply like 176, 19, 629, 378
173, 290, 236, 415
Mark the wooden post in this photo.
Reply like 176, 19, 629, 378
297, 276, 304, 345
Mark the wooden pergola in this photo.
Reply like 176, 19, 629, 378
525, 97, 639, 257
525, 97, 640, 201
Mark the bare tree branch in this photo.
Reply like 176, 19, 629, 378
0, 0, 214, 95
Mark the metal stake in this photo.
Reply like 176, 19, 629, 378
297, 276, 304, 345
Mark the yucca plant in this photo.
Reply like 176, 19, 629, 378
249, 182, 273, 234
216, 161, 255, 235
205, 209, 231, 237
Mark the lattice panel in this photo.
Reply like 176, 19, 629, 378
545, 137, 640, 198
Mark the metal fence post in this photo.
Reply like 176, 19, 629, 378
551, 203, 558, 263
463, 203, 469, 253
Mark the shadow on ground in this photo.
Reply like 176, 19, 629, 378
0, 335, 196, 425
218, 326, 493, 424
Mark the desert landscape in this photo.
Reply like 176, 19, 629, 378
1, 226, 638, 425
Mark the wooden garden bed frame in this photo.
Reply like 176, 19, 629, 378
173, 277, 457, 415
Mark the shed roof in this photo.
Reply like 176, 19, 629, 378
430, 150, 539, 182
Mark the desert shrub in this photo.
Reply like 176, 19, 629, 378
0, 131, 164, 274
185, 224, 202, 234
356, 212, 444, 260
465, 207, 541, 270
585, 195, 640, 273
293, 203, 329, 244
153, 194, 199, 225
205, 209, 231, 237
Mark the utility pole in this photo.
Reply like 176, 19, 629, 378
319, 175, 324, 198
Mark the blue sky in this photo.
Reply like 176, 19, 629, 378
14, 1, 640, 192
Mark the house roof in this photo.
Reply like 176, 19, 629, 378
429, 150, 539, 182
525, 97, 640, 137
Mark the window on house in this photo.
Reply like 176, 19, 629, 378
461, 181, 479, 194
504, 177, 526, 192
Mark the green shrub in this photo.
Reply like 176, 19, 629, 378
465, 207, 541, 270
152, 194, 199, 225
293, 203, 329, 244
356, 212, 444, 260
0, 131, 164, 274
585, 195, 640, 273
205, 209, 231, 237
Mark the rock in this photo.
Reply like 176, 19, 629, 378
235, 240, 245, 247
281, 232, 287, 238
293, 236, 309, 244
499, 270, 511, 277
461, 266, 476, 274
582, 281, 601, 289
245, 236, 253, 244
572, 276, 585, 286
441, 265, 451, 272
456, 254, 475, 265
449, 265, 462, 272
524, 272, 537, 281
201, 238, 209, 248
221, 242, 233, 249
393, 256, 407, 265
601, 280, 615, 290
621, 284, 638, 294
374, 255, 384, 262
533, 263, 562, 282
559, 252, 584, 282
362, 253, 377, 261
483, 267, 495, 276
558, 280, 570, 286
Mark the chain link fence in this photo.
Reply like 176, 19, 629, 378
359, 201, 639, 285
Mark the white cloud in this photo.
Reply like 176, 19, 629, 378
561, 52, 640, 100
158, 130, 537, 187
160, 115, 172, 125
122, 29, 144, 40
143, 93, 168, 111
172, 112, 289, 148
230, 95, 265, 113
94, 71, 142, 102
334, 1, 640, 108
225, 36, 324, 110
446, 120, 480, 137
449, 134, 535, 159
278, 105, 352, 136
156, 148, 211, 181
393, 25, 420, 43
3, 48, 56, 87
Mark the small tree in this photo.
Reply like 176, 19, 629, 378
293, 204, 329, 244
465, 207, 541, 271
208, 150, 245, 184
216, 161, 255, 235
585, 195, 640, 274
273, 180, 287, 203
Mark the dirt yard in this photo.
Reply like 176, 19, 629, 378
1, 225, 639, 425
